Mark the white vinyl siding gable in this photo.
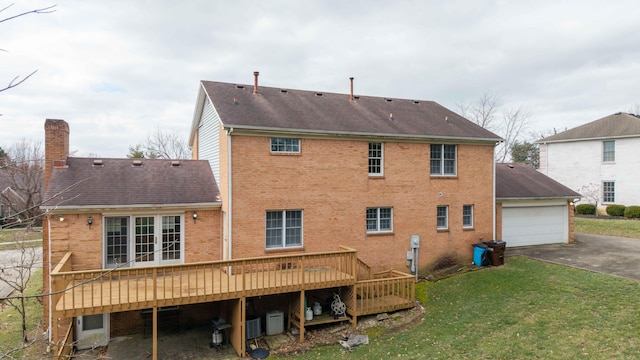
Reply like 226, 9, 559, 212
197, 98, 221, 184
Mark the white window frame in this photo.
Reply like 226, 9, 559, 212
602, 181, 615, 203
270, 138, 300, 153
436, 206, 449, 230
430, 144, 457, 176
265, 210, 303, 249
368, 142, 384, 176
366, 207, 393, 233
103, 214, 184, 268
462, 204, 474, 228
602, 140, 615, 163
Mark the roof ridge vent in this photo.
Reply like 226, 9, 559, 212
315, 92, 323, 96
92, 159, 103, 166
236, 85, 245, 89
132, 159, 143, 167
171, 161, 181, 167
413, 100, 420, 104
280, 89, 288, 93
385, 98, 392, 102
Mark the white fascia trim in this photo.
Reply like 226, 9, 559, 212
41, 202, 222, 213
223, 125, 502, 144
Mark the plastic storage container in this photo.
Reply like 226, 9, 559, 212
484, 240, 506, 266
472, 243, 489, 266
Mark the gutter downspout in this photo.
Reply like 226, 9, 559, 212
47, 212, 52, 345
492, 143, 497, 240
227, 128, 233, 261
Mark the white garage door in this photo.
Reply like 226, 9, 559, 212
502, 205, 568, 247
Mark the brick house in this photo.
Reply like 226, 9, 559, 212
41, 75, 501, 359
190, 74, 502, 273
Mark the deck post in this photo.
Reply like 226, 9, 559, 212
299, 290, 305, 343
152, 307, 158, 360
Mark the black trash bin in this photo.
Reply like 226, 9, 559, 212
484, 240, 506, 266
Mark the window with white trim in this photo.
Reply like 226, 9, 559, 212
366, 207, 392, 232
266, 210, 303, 249
463, 204, 474, 228
368, 142, 383, 176
270, 138, 300, 153
603, 140, 615, 162
603, 181, 615, 203
430, 144, 457, 175
436, 206, 448, 230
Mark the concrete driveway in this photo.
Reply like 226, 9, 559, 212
507, 233, 640, 281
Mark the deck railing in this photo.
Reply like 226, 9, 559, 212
348, 270, 415, 316
51, 248, 358, 317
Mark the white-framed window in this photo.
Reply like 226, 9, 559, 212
266, 210, 303, 249
430, 144, 457, 175
366, 207, 392, 232
463, 204, 474, 228
368, 142, 383, 176
270, 138, 300, 153
103, 214, 184, 268
603, 140, 615, 162
603, 181, 615, 203
436, 206, 448, 230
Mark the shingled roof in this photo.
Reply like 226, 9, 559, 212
42, 157, 220, 209
196, 80, 502, 143
496, 163, 581, 200
538, 112, 640, 143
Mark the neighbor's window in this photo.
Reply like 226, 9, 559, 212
366, 207, 392, 232
436, 206, 449, 230
266, 210, 303, 249
463, 204, 474, 228
430, 144, 457, 175
270, 138, 300, 153
602, 140, 615, 162
603, 181, 615, 203
368, 142, 383, 176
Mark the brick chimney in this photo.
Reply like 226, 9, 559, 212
44, 119, 69, 190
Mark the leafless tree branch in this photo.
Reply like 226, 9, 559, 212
0, 70, 38, 93
0, 4, 57, 24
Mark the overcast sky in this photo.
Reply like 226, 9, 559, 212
2, 1, 639, 157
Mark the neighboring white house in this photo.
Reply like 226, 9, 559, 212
537, 112, 640, 211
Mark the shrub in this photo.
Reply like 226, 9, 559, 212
606, 204, 626, 217
624, 206, 640, 219
576, 204, 596, 215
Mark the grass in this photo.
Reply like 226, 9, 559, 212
287, 257, 640, 359
575, 217, 640, 239
0, 269, 44, 359
0, 228, 42, 249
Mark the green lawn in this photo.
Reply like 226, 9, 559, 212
288, 257, 640, 359
0, 228, 42, 249
575, 217, 640, 239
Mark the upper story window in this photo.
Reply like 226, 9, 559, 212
603, 181, 615, 203
270, 138, 300, 153
368, 142, 383, 176
436, 205, 449, 230
430, 144, 457, 176
602, 140, 615, 162
463, 204, 474, 228
266, 210, 303, 249
366, 207, 392, 232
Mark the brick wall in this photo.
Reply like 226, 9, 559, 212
228, 135, 495, 275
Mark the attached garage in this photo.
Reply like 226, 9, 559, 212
502, 201, 569, 247
496, 163, 581, 247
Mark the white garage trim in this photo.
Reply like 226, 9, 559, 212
502, 200, 569, 247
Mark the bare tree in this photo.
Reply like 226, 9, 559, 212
1, 140, 44, 228
0, 235, 41, 344
496, 106, 531, 162
456, 93, 501, 131
0, 3, 56, 94
128, 126, 190, 159
627, 104, 640, 116
577, 182, 601, 208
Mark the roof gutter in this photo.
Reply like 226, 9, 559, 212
41, 202, 222, 212
222, 124, 503, 144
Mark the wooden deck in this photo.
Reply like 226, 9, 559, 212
51, 248, 358, 317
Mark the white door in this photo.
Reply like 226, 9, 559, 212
76, 314, 109, 350
134, 216, 157, 266
502, 205, 568, 247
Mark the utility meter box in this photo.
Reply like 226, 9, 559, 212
410, 235, 420, 249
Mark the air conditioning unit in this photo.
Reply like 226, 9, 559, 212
266, 310, 284, 336
246, 315, 261, 339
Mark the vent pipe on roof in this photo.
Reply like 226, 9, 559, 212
349, 77, 354, 101
253, 71, 259, 94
